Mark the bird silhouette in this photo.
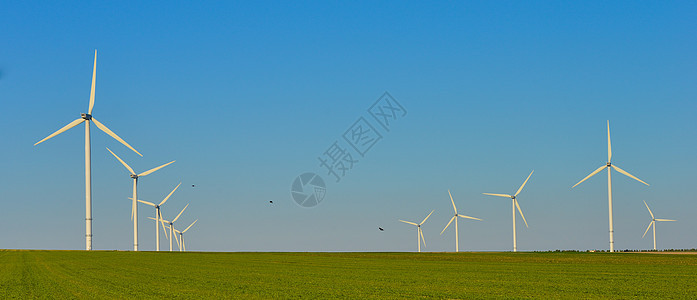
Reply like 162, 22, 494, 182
379, 227, 384, 231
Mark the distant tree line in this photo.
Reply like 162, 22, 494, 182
534, 248, 697, 253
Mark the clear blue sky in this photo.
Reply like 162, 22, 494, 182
1, 1, 695, 251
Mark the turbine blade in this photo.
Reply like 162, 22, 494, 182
440, 216, 455, 235
138, 160, 175, 177
399, 220, 418, 226
458, 215, 482, 221
106, 147, 135, 175
642, 221, 653, 238
173, 203, 189, 223
482, 193, 512, 198
607, 120, 612, 162
448, 190, 457, 214
420, 210, 434, 225
150, 216, 170, 224
655, 219, 676, 222
420, 228, 426, 248
612, 165, 649, 186
159, 182, 182, 206
88, 50, 97, 115
91, 117, 142, 157
160, 216, 169, 240
515, 199, 528, 228
183, 219, 198, 233
572, 165, 606, 188
136, 199, 156, 207
173, 230, 180, 247
515, 170, 534, 197
643, 200, 654, 219
34, 118, 85, 146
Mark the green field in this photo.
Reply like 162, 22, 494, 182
1, 250, 696, 299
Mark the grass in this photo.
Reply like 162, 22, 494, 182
1, 250, 696, 299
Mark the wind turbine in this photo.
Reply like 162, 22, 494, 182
440, 190, 482, 252
642, 200, 675, 251
399, 210, 434, 252
107, 148, 174, 251
572, 121, 649, 252
34, 50, 142, 250
150, 203, 189, 251
132, 182, 181, 251
483, 170, 533, 252
174, 219, 198, 251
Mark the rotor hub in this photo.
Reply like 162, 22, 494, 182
81, 113, 92, 120
606, 162, 611, 167
130, 174, 138, 179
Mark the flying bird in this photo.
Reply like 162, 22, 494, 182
269, 200, 273, 204
379, 227, 384, 231
191, 185, 195, 188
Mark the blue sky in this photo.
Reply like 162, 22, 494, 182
1, 1, 695, 251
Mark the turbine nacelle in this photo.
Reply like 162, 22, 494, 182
130, 174, 139, 179
606, 162, 611, 167
81, 113, 92, 120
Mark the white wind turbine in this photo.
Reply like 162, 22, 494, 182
150, 203, 189, 251
174, 219, 198, 251
34, 50, 142, 250
642, 200, 676, 251
399, 210, 434, 252
572, 121, 649, 252
440, 190, 482, 252
132, 182, 181, 251
483, 170, 533, 252
107, 148, 174, 251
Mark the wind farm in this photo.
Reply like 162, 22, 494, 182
107, 147, 175, 251
151, 203, 189, 252
135, 183, 182, 251
4, 1, 697, 298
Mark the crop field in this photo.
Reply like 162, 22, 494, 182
1, 250, 696, 299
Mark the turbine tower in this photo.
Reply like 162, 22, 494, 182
572, 121, 649, 252
642, 200, 675, 251
34, 50, 142, 250
107, 148, 174, 251
133, 182, 181, 251
441, 190, 482, 252
399, 210, 434, 252
483, 170, 533, 252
